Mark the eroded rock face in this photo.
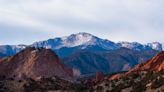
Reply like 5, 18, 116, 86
128, 51, 164, 73
0, 47, 74, 80
109, 51, 164, 80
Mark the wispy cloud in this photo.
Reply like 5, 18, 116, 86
0, 0, 164, 44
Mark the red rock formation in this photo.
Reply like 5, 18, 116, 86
109, 73, 124, 80
127, 51, 164, 74
95, 71, 105, 81
109, 51, 164, 80
0, 47, 73, 80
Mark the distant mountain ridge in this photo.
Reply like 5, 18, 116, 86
0, 32, 163, 57
32, 32, 118, 50
0, 45, 26, 57
32, 32, 163, 52
63, 47, 158, 74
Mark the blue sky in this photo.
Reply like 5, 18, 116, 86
0, 0, 164, 45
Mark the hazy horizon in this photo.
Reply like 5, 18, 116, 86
0, 0, 164, 45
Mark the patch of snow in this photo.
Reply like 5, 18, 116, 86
147, 42, 162, 51
118, 41, 145, 51
61, 32, 95, 47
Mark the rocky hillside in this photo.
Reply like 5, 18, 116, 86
93, 70, 164, 92
0, 47, 74, 80
0, 47, 163, 92
87, 51, 164, 92
128, 51, 164, 73
0, 75, 90, 92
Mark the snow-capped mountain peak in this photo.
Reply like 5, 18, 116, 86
61, 32, 96, 47
32, 32, 100, 50
31, 32, 119, 50
117, 41, 146, 51
118, 41, 163, 51
32, 33, 164, 51
0, 33, 163, 58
